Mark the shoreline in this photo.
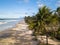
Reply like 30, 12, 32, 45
0, 19, 20, 31
0, 22, 7, 25
0, 19, 25, 32
0, 20, 60, 45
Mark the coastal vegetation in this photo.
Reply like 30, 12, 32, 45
24, 6, 60, 45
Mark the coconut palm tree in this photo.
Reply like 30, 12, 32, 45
28, 6, 53, 45
36, 6, 53, 45
24, 6, 59, 45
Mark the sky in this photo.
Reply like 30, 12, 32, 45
0, 0, 60, 18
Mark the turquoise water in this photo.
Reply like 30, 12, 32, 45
0, 19, 21, 31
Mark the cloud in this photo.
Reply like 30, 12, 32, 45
56, 0, 60, 7
13, 11, 30, 18
38, 4, 44, 7
36, 0, 44, 7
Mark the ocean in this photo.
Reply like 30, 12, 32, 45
0, 19, 22, 31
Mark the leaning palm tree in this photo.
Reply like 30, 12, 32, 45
28, 6, 53, 45
25, 6, 59, 45
36, 6, 53, 45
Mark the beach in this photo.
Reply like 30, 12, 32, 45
0, 20, 60, 45
0, 20, 38, 45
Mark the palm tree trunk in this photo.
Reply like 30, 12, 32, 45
46, 33, 48, 45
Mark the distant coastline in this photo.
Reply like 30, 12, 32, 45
0, 18, 20, 20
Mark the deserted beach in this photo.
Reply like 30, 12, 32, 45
0, 0, 60, 45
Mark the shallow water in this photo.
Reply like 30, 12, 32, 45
0, 19, 22, 31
